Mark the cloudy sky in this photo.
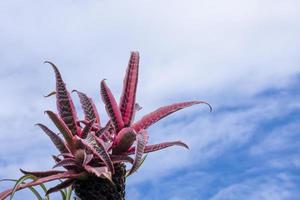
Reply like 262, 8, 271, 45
0, 0, 300, 199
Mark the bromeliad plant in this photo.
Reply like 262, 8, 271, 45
0, 52, 211, 200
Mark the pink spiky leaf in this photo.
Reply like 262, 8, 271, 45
119, 52, 139, 126
46, 179, 75, 195
112, 127, 136, 155
101, 79, 124, 132
0, 172, 85, 200
132, 101, 212, 132
73, 90, 101, 125
52, 158, 79, 169
96, 120, 111, 137
45, 111, 75, 151
83, 165, 108, 177
36, 123, 70, 154
127, 129, 148, 176
80, 119, 95, 139
78, 135, 114, 174
128, 141, 189, 154
19, 169, 65, 178
92, 133, 115, 173
52, 155, 74, 171
45, 61, 80, 136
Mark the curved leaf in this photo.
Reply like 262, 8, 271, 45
20, 169, 65, 178
119, 52, 139, 126
53, 158, 78, 169
132, 101, 212, 132
0, 172, 85, 200
78, 135, 114, 174
44, 91, 56, 98
128, 141, 189, 154
8, 175, 44, 200
73, 90, 101, 125
83, 165, 108, 177
80, 119, 95, 139
100, 79, 124, 132
36, 123, 70, 154
45, 111, 75, 151
46, 179, 74, 195
45, 61, 80, 136
127, 129, 148, 176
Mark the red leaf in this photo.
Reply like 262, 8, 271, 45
112, 127, 136, 155
128, 141, 189, 154
52, 158, 79, 169
80, 119, 95, 139
100, 79, 124, 132
73, 90, 101, 125
92, 134, 115, 173
45, 61, 80, 136
46, 179, 74, 195
36, 123, 70, 154
119, 52, 139, 126
127, 129, 148, 176
132, 101, 212, 132
0, 172, 85, 200
78, 135, 114, 174
19, 169, 65, 178
45, 111, 75, 152
83, 165, 108, 177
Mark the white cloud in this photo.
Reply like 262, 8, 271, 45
210, 174, 299, 200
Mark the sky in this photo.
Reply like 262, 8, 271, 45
0, 0, 300, 199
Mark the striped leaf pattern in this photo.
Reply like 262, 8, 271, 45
80, 119, 95, 139
73, 90, 100, 125
101, 80, 124, 132
79, 135, 114, 174
132, 101, 211, 132
45, 61, 80, 136
92, 134, 115, 173
128, 141, 189, 154
83, 165, 107, 177
52, 158, 78, 169
127, 129, 148, 176
36, 123, 70, 154
45, 111, 74, 151
119, 52, 139, 126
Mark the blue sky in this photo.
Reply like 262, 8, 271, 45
0, 0, 300, 199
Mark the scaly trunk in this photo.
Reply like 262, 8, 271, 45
73, 163, 126, 200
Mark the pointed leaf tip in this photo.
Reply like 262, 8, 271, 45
127, 129, 148, 176
195, 101, 213, 112
119, 52, 140, 126
132, 101, 209, 132
45, 61, 80, 136
73, 90, 101, 125
35, 123, 70, 154
101, 79, 124, 132
44, 110, 75, 151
